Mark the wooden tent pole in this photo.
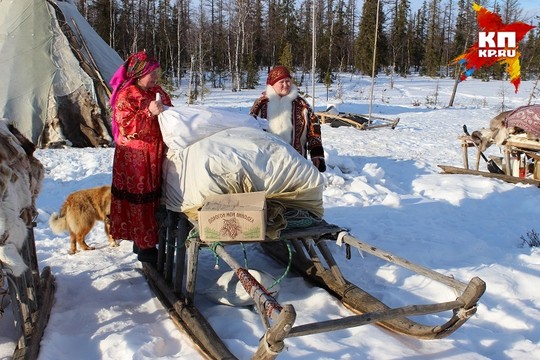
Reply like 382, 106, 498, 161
368, 0, 381, 125
70, 18, 112, 97
311, 0, 316, 109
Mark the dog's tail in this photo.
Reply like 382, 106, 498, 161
49, 211, 68, 234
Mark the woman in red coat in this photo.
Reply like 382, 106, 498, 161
109, 50, 172, 263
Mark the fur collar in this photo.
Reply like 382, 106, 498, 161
265, 84, 298, 144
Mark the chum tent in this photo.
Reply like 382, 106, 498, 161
0, 0, 123, 147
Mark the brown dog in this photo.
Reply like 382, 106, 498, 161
49, 185, 117, 253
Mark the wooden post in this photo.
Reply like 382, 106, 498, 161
461, 138, 469, 169
315, 239, 347, 287
174, 213, 189, 294
164, 213, 176, 283
185, 240, 200, 303
505, 143, 512, 175
475, 147, 481, 170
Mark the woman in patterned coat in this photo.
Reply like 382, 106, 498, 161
109, 50, 172, 263
250, 65, 326, 172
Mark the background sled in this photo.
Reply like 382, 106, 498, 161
142, 209, 485, 359
440, 132, 540, 186
316, 111, 400, 130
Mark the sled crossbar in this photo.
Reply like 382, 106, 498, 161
288, 299, 466, 338
339, 233, 468, 292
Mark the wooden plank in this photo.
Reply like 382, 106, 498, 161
253, 304, 296, 360
341, 233, 468, 292
260, 240, 485, 339
164, 213, 176, 284
142, 263, 237, 360
316, 113, 366, 129
438, 165, 540, 186
288, 299, 464, 337
11, 267, 56, 360
25, 267, 56, 360
185, 240, 200, 302
174, 214, 189, 294
315, 240, 347, 287
366, 117, 400, 130
505, 136, 540, 151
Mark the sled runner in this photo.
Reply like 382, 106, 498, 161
142, 210, 486, 359
438, 165, 540, 186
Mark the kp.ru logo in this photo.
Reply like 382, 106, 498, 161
478, 32, 516, 58
451, 3, 535, 93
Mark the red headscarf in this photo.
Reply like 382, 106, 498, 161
109, 50, 160, 141
266, 65, 291, 86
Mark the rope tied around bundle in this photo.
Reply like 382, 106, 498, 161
283, 209, 320, 229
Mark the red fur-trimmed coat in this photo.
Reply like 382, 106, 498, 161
250, 87, 325, 161
110, 84, 171, 249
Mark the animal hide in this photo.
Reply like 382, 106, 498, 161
506, 106, 540, 139
0, 120, 44, 277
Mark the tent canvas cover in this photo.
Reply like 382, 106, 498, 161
0, 0, 123, 147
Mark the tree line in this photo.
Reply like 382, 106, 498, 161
78, 0, 540, 97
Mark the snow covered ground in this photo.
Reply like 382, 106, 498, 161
1, 73, 540, 360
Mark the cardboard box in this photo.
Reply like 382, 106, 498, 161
198, 192, 267, 241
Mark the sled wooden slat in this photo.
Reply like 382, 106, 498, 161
317, 113, 367, 129
173, 214, 189, 294
142, 262, 236, 360
185, 240, 200, 302
253, 304, 296, 360
340, 233, 469, 292
7, 211, 56, 360
288, 299, 464, 338
163, 220, 175, 283
438, 164, 540, 187
504, 136, 540, 176
313, 239, 347, 287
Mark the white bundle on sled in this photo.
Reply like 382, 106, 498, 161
159, 106, 325, 237
158, 105, 268, 151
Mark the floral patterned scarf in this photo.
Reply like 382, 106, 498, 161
109, 51, 160, 141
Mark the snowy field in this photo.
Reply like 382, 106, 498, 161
1, 73, 540, 360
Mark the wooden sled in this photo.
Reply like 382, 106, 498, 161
442, 133, 540, 186
316, 111, 400, 130
142, 210, 485, 359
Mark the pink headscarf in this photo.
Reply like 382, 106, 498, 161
109, 50, 160, 141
